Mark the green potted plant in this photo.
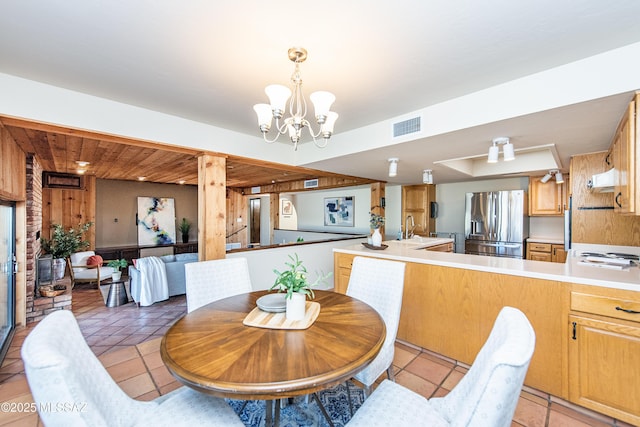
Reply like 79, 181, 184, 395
41, 222, 93, 279
179, 217, 191, 244
270, 253, 331, 320
107, 258, 128, 281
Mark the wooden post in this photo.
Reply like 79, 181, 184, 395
198, 154, 226, 260
370, 182, 386, 237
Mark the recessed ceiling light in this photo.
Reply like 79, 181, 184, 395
178, 180, 186, 185
137, 176, 146, 181
75, 161, 90, 167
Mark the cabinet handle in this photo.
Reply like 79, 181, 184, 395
572, 322, 577, 340
616, 306, 640, 314
615, 192, 622, 208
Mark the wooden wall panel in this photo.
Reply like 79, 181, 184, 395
0, 123, 26, 201
570, 152, 640, 245
42, 175, 97, 248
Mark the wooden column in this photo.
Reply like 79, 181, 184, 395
370, 182, 386, 236
270, 192, 279, 245
198, 154, 226, 260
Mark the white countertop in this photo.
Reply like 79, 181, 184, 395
334, 239, 640, 292
527, 236, 565, 245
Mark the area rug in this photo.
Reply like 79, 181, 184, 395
227, 383, 365, 427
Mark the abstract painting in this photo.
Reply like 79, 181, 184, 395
137, 197, 176, 246
324, 196, 354, 226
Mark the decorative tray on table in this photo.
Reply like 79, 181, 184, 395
361, 243, 388, 250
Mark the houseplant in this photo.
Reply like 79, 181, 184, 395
179, 217, 191, 244
270, 253, 331, 320
369, 212, 385, 247
107, 258, 128, 280
41, 222, 93, 279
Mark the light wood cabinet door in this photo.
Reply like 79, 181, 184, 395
612, 99, 636, 214
529, 175, 569, 216
569, 315, 640, 425
401, 185, 436, 237
552, 244, 567, 263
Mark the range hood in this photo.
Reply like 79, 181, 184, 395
587, 168, 615, 193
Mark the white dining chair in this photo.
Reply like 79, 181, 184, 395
346, 256, 406, 397
21, 310, 244, 427
185, 257, 253, 313
347, 306, 536, 427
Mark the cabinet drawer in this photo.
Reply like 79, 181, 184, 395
571, 292, 640, 323
528, 242, 551, 252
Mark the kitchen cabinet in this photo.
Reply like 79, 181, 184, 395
333, 251, 568, 397
611, 96, 637, 214
526, 242, 567, 263
401, 184, 436, 237
569, 286, 640, 425
529, 174, 570, 216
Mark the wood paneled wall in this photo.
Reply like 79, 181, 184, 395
42, 176, 97, 248
570, 152, 640, 244
226, 188, 248, 248
0, 123, 26, 201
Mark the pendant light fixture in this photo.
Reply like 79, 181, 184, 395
253, 47, 338, 151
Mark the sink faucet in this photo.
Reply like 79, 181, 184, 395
405, 215, 415, 239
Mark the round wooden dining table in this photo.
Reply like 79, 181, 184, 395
160, 290, 386, 401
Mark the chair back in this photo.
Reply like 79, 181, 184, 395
346, 256, 406, 386
21, 310, 144, 426
185, 257, 253, 313
430, 306, 536, 427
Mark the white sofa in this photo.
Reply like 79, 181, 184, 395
128, 253, 198, 304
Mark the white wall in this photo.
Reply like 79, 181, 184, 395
226, 238, 366, 291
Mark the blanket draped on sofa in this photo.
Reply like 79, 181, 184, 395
136, 256, 169, 306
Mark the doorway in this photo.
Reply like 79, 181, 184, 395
250, 198, 261, 246
0, 202, 15, 363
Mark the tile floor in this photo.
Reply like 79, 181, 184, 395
0, 283, 634, 426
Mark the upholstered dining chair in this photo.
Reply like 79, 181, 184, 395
347, 306, 536, 427
184, 257, 253, 313
21, 310, 244, 427
346, 256, 406, 397
68, 250, 114, 288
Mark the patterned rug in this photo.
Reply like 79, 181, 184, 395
227, 383, 365, 427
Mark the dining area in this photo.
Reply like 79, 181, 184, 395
15, 255, 537, 426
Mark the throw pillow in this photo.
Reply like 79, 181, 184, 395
86, 255, 103, 267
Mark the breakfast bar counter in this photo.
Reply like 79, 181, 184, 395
334, 239, 639, 292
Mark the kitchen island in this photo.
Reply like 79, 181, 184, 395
334, 240, 640, 425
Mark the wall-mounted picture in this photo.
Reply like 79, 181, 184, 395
324, 196, 354, 227
137, 197, 176, 246
282, 199, 293, 216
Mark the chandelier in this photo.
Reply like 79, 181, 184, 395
253, 47, 338, 150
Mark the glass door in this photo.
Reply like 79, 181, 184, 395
0, 202, 15, 363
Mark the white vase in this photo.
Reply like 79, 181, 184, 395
52, 258, 66, 280
286, 292, 306, 321
111, 271, 122, 281
371, 228, 383, 247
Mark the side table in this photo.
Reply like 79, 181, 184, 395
105, 278, 129, 307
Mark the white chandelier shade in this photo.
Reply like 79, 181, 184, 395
253, 47, 338, 150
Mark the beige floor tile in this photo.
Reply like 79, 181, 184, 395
149, 365, 176, 388
439, 368, 464, 391
117, 372, 157, 399
512, 395, 547, 427
136, 337, 162, 356
158, 381, 182, 396
0, 376, 30, 402
141, 350, 164, 370
98, 345, 139, 368
393, 344, 419, 369
549, 402, 614, 427
106, 357, 148, 383
404, 352, 452, 385
395, 370, 437, 399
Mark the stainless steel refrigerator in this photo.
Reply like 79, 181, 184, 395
464, 190, 529, 258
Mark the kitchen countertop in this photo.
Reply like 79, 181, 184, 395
527, 236, 565, 245
334, 239, 640, 292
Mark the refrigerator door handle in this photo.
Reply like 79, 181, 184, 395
476, 242, 521, 248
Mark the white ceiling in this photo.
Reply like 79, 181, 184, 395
1, 1, 640, 184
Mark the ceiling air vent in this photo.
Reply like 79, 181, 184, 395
304, 179, 319, 189
393, 116, 421, 138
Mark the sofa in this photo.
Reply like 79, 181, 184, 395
128, 253, 198, 304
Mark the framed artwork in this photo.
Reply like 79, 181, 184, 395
282, 200, 293, 216
324, 196, 354, 227
137, 197, 176, 246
